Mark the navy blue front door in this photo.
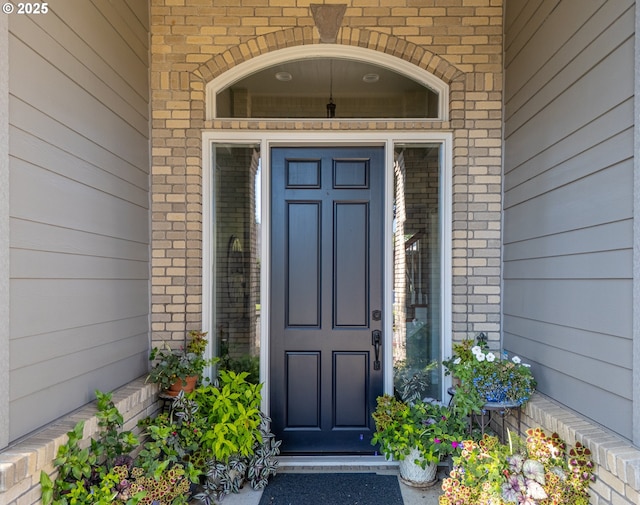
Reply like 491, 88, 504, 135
270, 146, 384, 453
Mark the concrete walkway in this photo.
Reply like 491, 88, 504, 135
219, 459, 446, 505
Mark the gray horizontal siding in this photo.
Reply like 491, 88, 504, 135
505, 38, 634, 171
10, 316, 149, 370
504, 316, 633, 369
503, 0, 634, 439
503, 279, 631, 342
9, 36, 148, 168
503, 250, 632, 280
504, 122, 633, 206
9, 353, 149, 439
504, 160, 633, 240
505, 0, 633, 116
503, 220, 632, 260
10, 319, 148, 400
10, 279, 149, 337
11, 156, 148, 240
11, 220, 148, 261
8, 1, 149, 442
507, 329, 632, 437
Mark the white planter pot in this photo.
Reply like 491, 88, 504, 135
398, 447, 438, 488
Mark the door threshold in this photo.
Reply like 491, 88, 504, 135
277, 455, 399, 472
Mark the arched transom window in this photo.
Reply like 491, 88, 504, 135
206, 46, 449, 121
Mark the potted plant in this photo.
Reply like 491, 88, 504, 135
371, 394, 467, 487
443, 337, 536, 418
147, 330, 212, 395
439, 429, 595, 504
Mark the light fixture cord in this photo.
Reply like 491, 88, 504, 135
329, 60, 333, 101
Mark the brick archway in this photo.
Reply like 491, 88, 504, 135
193, 28, 465, 85
188, 28, 468, 129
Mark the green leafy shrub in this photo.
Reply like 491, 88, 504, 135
140, 370, 281, 504
372, 394, 467, 467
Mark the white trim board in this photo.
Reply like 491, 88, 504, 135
0, 11, 9, 450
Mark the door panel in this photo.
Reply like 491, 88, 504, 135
286, 352, 320, 427
333, 352, 369, 426
334, 202, 368, 327
286, 202, 320, 327
270, 146, 384, 453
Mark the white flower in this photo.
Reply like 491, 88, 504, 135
471, 346, 483, 355
475, 352, 486, 362
453, 357, 461, 365
486, 352, 496, 362
522, 363, 531, 368
511, 356, 522, 364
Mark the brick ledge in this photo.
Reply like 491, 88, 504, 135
0, 378, 159, 495
522, 394, 640, 503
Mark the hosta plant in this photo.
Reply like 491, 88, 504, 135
439, 429, 595, 505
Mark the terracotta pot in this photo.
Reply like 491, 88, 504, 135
398, 448, 438, 488
165, 375, 198, 397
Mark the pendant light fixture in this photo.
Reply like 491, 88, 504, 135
326, 60, 336, 118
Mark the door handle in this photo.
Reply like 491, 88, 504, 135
372, 330, 381, 370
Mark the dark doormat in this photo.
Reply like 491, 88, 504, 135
258, 472, 403, 505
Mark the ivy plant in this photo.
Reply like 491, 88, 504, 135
40, 391, 189, 505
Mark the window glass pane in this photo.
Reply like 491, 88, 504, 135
216, 58, 439, 119
213, 144, 261, 383
393, 144, 442, 401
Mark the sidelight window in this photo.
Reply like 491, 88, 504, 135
211, 144, 262, 383
393, 144, 443, 401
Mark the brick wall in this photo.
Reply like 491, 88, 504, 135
149, 0, 505, 349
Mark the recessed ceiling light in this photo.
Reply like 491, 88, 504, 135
275, 71, 292, 81
362, 73, 379, 83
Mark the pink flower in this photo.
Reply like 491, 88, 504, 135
452, 441, 460, 448
434, 438, 442, 444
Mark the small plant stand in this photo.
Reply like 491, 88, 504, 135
158, 392, 175, 413
473, 401, 521, 440
448, 387, 522, 441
